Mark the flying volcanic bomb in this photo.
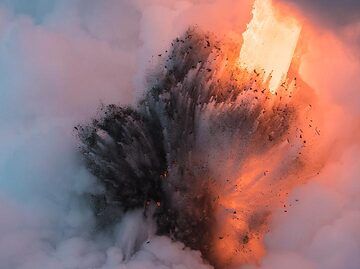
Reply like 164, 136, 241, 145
77, 0, 324, 268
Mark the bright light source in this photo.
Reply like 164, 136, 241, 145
238, 0, 301, 93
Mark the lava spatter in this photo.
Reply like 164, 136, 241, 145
77, 27, 320, 268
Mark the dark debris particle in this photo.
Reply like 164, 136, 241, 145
242, 235, 249, 244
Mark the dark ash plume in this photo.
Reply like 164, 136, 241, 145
77, 28, 305, 267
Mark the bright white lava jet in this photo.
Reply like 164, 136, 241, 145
238, 0, 301, 94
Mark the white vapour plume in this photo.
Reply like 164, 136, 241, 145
0, 0, 220, 268
251, 147, 360, 269
0, 0, 255, 268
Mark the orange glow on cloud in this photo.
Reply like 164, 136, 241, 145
206, 1, 330, 267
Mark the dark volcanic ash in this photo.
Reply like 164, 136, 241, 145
77, 28, 320, 268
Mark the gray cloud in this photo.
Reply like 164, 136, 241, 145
282, 0, 360, 26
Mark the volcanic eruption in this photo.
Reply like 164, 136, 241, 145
76, 0, 323, 268
0, 0, 359, 268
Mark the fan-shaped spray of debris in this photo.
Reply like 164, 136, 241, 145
77, 28, 319, 268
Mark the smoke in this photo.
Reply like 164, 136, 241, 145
0, 1, 359, 269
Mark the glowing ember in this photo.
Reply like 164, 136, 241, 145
238, 0, 301, 94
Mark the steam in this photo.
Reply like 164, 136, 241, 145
255, 147, 360, 269
0, 1, 218, 268
0, 1, 359, 269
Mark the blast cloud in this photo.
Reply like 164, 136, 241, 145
0, 0, 359, 269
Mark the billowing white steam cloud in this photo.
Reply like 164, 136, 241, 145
0, 1, 251, 268
0, 0, 359, 269
255, 147, 360, 269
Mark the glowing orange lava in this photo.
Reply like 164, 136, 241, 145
238, 0, 301, 94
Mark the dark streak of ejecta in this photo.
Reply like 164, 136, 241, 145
76, 28, 303, 268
